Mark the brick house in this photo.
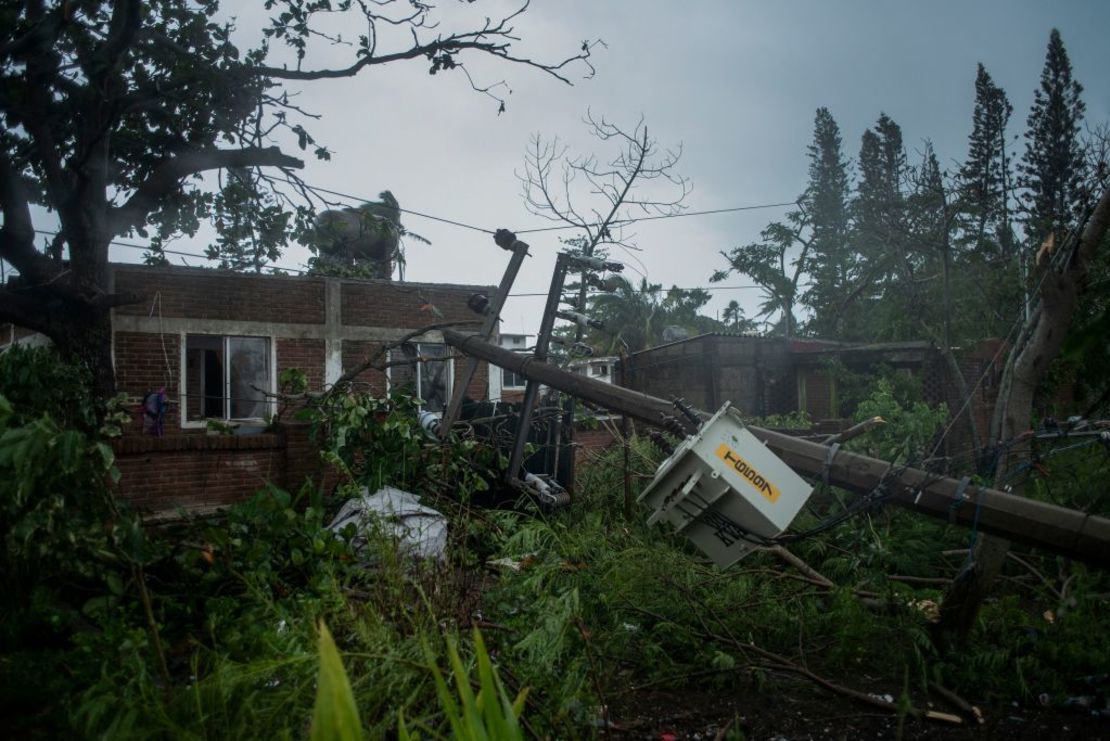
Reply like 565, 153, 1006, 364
2, 263, 495, 516
622, 332, 1000, 456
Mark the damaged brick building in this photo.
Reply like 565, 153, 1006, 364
2, 263, 495, 516
622, 332, 1002, 457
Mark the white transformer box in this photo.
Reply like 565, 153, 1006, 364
638, 402, 814, 568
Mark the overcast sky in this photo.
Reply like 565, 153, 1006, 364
130, 1, 1110, 335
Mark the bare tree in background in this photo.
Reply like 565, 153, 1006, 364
518, 112, 690, 349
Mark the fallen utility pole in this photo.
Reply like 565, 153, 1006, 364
443, 329, 1110, 569
441, 229, 530, 433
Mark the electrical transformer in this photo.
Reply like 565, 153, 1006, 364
638, 402, 814, 567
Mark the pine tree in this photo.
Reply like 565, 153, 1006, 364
902, 143, 948, 337
911, 143, 947, 272
856, 113, 907, 235
847, 113, 908, 339
958, 64, 1014, 252
1019, 28, 1086, 244
798, 108, 852, 338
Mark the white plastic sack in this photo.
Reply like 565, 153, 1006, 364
327, 486, 447, 560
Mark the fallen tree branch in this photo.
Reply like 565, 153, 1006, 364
763, 544, 835, 587
759, 545, 884, 604
1004, 551, 1063, 600
929, 682, 985, 725
823, 416, 886, 445
888, 575, 952, 587
625, 603, 965, 725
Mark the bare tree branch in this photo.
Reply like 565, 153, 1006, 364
256, 2, 596, 96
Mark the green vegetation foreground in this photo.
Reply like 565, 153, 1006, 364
1, 347, 1108, 738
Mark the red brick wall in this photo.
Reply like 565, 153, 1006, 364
107, 266, 494, 420
574, 427, 618, 468
277, 338, 327, 391
114, 267, 326, 324
341, 281, 483, 329
342, 340, 389, 393
463, 357, 488, 401
114, 331, 182, 433
283, 420, 342, 494
113, 434, 286, 515
110, 421, 351, 517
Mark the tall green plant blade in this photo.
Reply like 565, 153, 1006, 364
445, 635, 487, 740
311, 620, 363, 741
472, 628, 522, 737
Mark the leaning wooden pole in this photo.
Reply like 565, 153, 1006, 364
443, 329, 1110, 569
441, 230, 530, 433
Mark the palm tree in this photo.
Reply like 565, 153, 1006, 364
721, 300, 759, 333
587, 278, 663, 353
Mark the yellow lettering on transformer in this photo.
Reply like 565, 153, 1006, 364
714, 443, 781, 503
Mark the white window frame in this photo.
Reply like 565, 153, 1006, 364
386, 341, 454, 411
180, 333, 277, 429
501, 361, 528, 390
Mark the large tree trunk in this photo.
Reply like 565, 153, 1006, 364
934, 184, 1110, 646
57, 310, 117, 402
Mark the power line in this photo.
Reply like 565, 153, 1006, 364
271, 177, 496, 234
513, 200, 799, 234
507, 284, 763, 298
19, 176, 798, 280
31, 229, 310, 275
21, 228, 759, 298
18, 228, 759, 305
272, 174, 796, 237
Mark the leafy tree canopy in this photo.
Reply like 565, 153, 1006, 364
0, 0, 596, 396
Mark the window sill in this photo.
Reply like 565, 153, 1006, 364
113, 433, 284, 454
181, 419, 271, 435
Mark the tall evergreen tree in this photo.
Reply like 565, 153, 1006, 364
845, 113, 908, 339
798, 108, 852, 337
856, 113, 907, 235
901, 143, 949, 337
1019, 28, 1087, 244
959, 64, 1014, 252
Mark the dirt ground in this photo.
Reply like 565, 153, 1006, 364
604, 682, 1110, 740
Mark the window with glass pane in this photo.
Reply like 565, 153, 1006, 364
388, 342, 452, 412
418, 343, 450, 412
502, 367, 527, 389
185, 335, 271, 421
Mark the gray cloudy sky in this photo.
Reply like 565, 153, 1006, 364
138, 1, 1110, 335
